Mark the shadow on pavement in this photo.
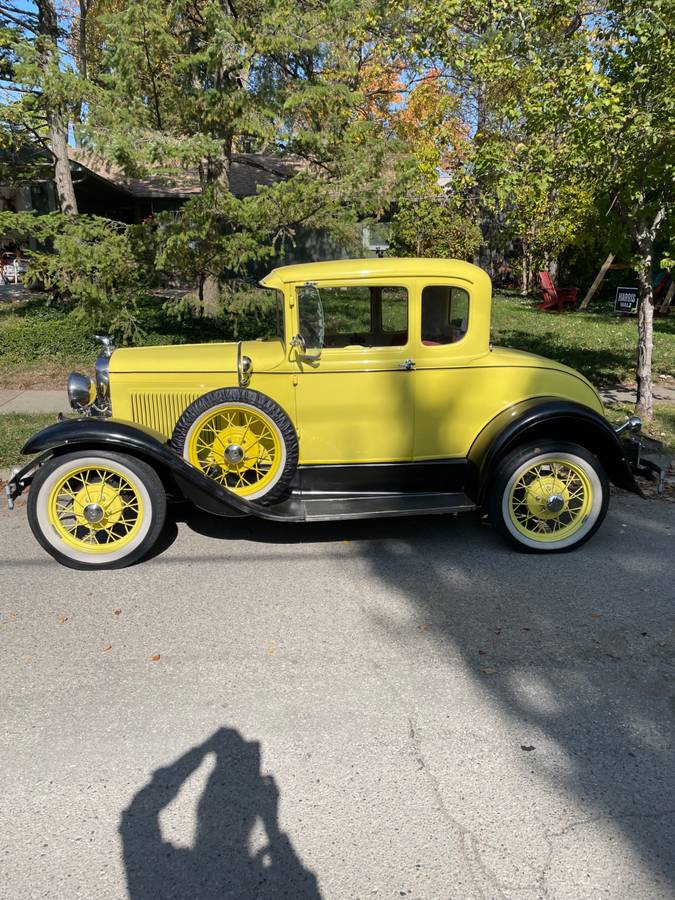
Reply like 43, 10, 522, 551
120, 727, 321, 900
175, 500, 675, 891
359, 504, 675, 891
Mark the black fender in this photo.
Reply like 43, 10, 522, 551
17, 416, 303, 522
468, 398, 641, 502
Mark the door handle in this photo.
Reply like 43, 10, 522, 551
399, 359, 416, 370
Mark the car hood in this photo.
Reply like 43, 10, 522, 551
110, 339, 286, 374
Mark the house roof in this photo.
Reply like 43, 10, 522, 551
67, 148, 304, 199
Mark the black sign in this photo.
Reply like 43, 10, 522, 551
615, 285, 639, 314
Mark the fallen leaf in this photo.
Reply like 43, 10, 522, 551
266, 647, 275, 655
521, 745, 535, 752
418, 624, 428, 632
101, 643, 112, 652
480, 666, 497, 675
149, 654, 161, 662
591, 612, 602, 619
113, 608, 122, 616
342, 539, 350, 544
57, 615, 68, 625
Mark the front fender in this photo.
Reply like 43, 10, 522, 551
14, 417, 300, 521
468, 398, 641, 501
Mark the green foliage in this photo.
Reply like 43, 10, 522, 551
218, 283, 283, 340
0, 211, 152, 341
388, 193, 482, 259
0, 308, 96, 367
80, 0, 407, 284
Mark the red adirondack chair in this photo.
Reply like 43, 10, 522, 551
537, 271, 579, 312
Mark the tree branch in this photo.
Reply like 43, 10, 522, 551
0, 8, 41, 34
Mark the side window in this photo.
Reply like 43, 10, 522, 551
322, 287, 371, 340
320, 286, 408, 348
421, 286, 469, 345
381, 287, 407, 335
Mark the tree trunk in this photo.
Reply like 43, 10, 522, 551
198, 140, 233, 315
547, 255, 559, 283
633, 205, 666, 422
73, 0, 89, 144
521, 246, 531, 295
49, 110, 78, 214
635, 223, 655, 422
38, 0, 79, 214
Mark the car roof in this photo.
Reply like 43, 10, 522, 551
260, 257, 491, 290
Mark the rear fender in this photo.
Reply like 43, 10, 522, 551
468, 398, 641, 502
16, 417, 296, 521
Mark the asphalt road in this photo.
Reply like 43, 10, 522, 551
1, 492, 674, 900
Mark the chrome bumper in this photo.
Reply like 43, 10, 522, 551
615, 416, 668, 494
5, 451, 53, 510
613, 415, 642, 436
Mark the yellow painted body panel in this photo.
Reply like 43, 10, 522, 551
106, 258, 605, 463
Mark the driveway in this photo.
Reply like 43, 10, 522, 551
1, 492, 674, 899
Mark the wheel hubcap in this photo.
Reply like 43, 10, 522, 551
224, 442, 245, 464
83, 502, 105, 524
545, 493, 565, 513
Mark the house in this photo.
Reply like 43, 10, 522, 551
0, 147, 391, 265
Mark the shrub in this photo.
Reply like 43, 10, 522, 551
0, 312, 96, 366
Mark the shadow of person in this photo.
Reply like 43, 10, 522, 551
120, 727, 321, 900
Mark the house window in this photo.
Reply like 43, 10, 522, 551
319, 285, 408, 348
421, 286, 469, 345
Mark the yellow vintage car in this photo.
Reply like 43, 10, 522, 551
7, 258, 642, 568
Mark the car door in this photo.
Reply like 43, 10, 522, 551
293, 280, 415, 465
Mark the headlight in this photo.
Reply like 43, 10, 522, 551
67, 372, 96, 411
95, 354, 110, 399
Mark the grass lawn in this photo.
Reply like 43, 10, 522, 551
492, 292, 675, 386
0, 413, 57, 468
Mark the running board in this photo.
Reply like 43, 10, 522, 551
300, 492, 476, 522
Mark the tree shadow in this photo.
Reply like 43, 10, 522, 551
158, 501, 675, 890
358, 509, 675, 890
120, 727, 321, 900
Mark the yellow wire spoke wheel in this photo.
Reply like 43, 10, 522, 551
29, 452, 166, 569
494, 445, 607, 552
507, 459, 593, 543
185, 403, 284, 498
47, 464, 144, 553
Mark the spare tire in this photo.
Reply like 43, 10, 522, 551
171, 387, 298, 503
